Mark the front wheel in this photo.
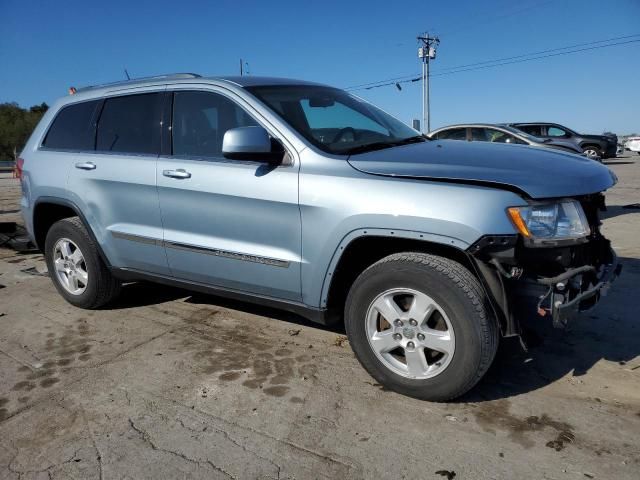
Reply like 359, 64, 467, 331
582, 145, 602, 160
345, 252, 498, 401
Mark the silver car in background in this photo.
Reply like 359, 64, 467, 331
429, 123, 585, 156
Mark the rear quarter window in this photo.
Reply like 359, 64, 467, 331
42, 100, 101, 150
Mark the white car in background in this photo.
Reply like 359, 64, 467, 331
625, 136, 640, 155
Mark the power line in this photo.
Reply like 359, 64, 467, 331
431, 38, 640, 77
436, 0, 554, 38
344, 73, 419, 91
434, 33, 640, 74
346, 35, 640, 91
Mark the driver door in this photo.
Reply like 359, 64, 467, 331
156, 89, 302, 301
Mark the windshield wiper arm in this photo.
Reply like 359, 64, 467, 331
340, 136, 428, 155
340, 141, 399, 155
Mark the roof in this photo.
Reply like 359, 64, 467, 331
73, 73, 328, 94
212, 76, 328, 87
431, 123, 519, 131
508, 122, 556, 126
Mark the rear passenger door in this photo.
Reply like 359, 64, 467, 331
156, 88, 302, 301
67, 89, 170, 275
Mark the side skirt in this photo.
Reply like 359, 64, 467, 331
110, 267, 333, 326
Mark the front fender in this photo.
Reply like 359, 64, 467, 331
317, 227, 469, 309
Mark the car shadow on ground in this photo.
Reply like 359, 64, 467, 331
106, 258, 639, 402
600, 204, 640, 220
603, 160, 635, 166
108, 280, 346, 334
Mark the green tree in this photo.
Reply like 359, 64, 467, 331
0, 102, 48, 161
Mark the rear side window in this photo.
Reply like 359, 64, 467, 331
42, 100, 100, 150
516, 125, 543, 136
470, 128, 489, 141
436, 128, 467, 140
96, 93, 163, 154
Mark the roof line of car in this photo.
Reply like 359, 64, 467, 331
72, 74, 327, 95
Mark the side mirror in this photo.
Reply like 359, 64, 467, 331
222, 126, 282, 164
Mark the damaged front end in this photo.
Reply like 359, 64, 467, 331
468, 193, 622, 335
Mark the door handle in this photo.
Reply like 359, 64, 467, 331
163, 169, 191, 179
75, 162, 96, 170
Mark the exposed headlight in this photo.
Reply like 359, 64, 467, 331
507, 200, 590, 241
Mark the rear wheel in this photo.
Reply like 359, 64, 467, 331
45, 217, 121, 309
345, 252, 498, 401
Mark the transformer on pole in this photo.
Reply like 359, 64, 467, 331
417, 33, 439, 133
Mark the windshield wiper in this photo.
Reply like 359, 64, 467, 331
339, 135, 427, 155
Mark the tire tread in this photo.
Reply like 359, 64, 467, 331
45, 216, 120, 309
347, 252, 499, 401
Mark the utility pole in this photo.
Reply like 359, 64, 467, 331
417, 33, 439, 133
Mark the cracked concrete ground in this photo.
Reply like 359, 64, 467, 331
0, 154, 639, 479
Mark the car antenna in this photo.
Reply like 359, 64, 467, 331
124, 68, 131, 80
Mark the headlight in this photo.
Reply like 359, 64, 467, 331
507, 200, 590, 241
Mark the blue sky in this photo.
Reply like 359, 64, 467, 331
1, 0, 639, 134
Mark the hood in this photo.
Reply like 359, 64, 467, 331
347, 140, 617, 199
542, 138, 583, 153
581, 133, 616, 144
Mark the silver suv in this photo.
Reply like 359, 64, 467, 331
18, 73, 620, 401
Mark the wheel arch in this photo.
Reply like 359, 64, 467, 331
322, 230, 509, 334
33, 197, 112, 268
581, 142, 603, 152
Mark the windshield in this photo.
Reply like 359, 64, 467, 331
246, 85, 423, 154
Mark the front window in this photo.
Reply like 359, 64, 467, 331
246, 85, 423, 155
172, 91, 259, 158
547, 126, 568, 137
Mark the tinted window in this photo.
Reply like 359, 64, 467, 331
43, 100, 100, 150
470, 128, 489, 141
516, 125, 543, 136
172, 91, 258, 158
548, 126, 567, 137
96, 93, 163, 154
437, 128, 467, 140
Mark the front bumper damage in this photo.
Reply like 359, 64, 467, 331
467, 193, 621, 335
534, 248, 621, 328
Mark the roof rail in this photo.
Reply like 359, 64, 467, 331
74, 73, 202, 93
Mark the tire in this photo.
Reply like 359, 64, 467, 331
345, 252, 498, 401
582, 145, 602, 160
44, 217, 121, 309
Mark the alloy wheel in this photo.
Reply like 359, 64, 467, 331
365, 288, 455, 379
53, 238, 88, 295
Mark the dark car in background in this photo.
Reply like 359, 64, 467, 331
428, 123, 585, 156
508, 122, 617, 160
